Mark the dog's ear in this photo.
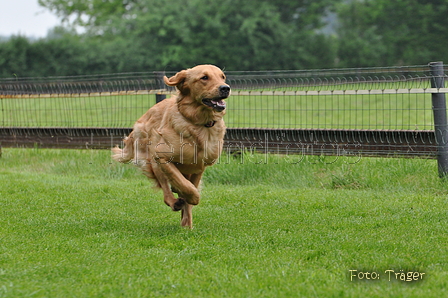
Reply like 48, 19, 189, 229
164, 70, 189, 94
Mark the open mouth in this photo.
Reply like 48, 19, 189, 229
202, 98, 226, 112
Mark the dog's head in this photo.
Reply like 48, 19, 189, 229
164, 65, 230, 112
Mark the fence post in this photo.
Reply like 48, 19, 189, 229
429, 61, 448, 177
154, 71, 166, 103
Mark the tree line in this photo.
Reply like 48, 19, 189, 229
1, 0, 447, 78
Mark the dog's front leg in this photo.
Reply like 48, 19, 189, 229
156, 158, 200, 205
152, 163, 186, 211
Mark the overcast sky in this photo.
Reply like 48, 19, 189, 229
0, 0, 61, 38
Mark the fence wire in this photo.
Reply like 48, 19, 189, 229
0, 64, 443, 131
1, 64, 447, 158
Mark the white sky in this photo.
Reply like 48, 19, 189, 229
0, 0, 61, 38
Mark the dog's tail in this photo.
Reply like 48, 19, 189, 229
111, 132, 135, 163
111, 130, 161, 188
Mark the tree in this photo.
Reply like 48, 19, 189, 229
38, 0, 341, 71
0, 36, 31, 78
336, 0, 448, 67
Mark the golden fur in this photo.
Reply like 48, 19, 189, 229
112, 65, 230, 228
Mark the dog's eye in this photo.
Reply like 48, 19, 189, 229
201, 75, 208, 80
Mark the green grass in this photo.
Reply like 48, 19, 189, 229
0, 148, 447, 297
1, 92, 435, 130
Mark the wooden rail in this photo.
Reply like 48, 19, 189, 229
0, 127, 437, 158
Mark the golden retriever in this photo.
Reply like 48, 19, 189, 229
112, 65, 230, 228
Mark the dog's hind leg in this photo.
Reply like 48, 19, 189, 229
180, 173, 203, 228
181, 204, 193, 228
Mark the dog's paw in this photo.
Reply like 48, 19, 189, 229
173, 198, 186, 211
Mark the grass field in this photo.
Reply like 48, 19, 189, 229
0, 148, 447, 297
1, 91, 435, 130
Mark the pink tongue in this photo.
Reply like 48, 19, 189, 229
212, 100, 225, 107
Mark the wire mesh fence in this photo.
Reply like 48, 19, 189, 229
0, 64, 447, 160
226, 65, 435, 130
0, 72, 167, 128
0, 65, 439, 130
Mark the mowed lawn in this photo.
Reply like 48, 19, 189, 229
0, 148, 447, 297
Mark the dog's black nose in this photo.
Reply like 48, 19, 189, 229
219, 85, 231, 97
